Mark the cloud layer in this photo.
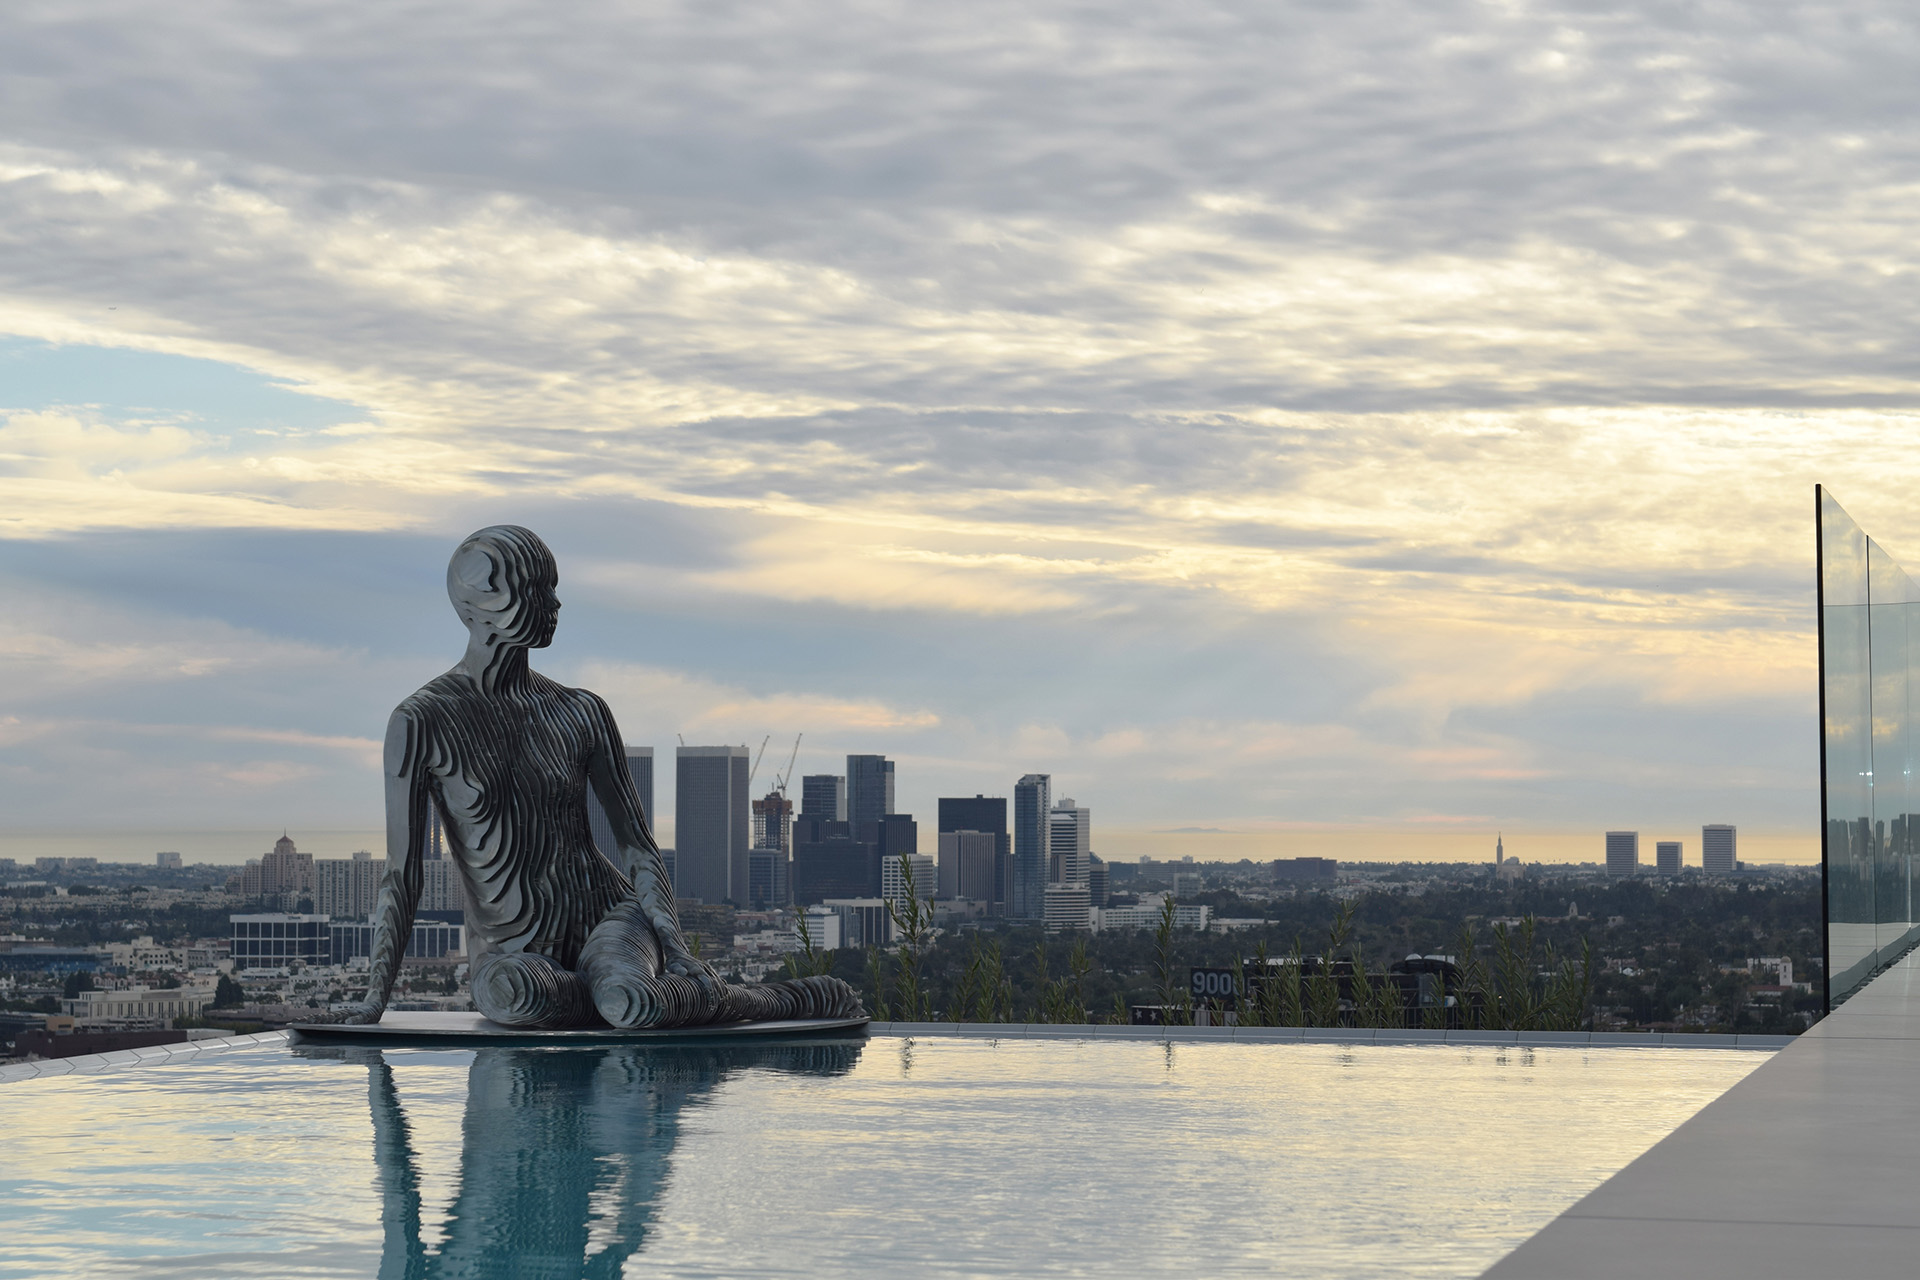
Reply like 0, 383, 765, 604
2, 1, 1914, 856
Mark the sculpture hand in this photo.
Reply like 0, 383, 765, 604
664, 949, 726, 1009
339, 1000, 387, 1025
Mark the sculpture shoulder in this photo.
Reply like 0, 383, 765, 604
394, 669, 478, 720
383, 671, 472, 773
529, 671, 615, 723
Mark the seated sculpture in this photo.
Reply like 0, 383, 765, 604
346, 525, 858, 1029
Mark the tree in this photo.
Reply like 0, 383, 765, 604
62, 971, 96, 999
214, 974, 246, 1008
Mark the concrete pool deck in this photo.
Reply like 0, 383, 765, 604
1484, 949, 1920, 1278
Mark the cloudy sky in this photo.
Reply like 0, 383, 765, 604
3, 1, 1915, 863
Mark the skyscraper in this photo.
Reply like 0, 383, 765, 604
752, 791, 793, 853
792, 828, 874, 904
1703, 824, 1737, 874
1013, 774, 1052, 919
1049, 798, 1090, 886
846, 755, 895, 834
586, 745, 654, 869
939, 795, 1009, 914
801, 774, 847, 821
938, 830, 998, 902
1656, 841, 1682, 875
1605, 831, 1640, 878
880, 852, 936, 907
676, 746, 751, 904
746, 848, 790, 910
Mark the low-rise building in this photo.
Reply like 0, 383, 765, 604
819, 898, 891, 948
1092, 899, 1210, 933
61, 984, 216, 1029
230, 914, 332, 969
330, 920, 466, 966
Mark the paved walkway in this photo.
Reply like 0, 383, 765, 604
1484, 950, 1920, 1277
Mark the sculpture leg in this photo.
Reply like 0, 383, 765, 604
580, 897, 864, 1028
579, 898, 717, 1029
471, 950, 597, 1029
719, 974, 865, 1022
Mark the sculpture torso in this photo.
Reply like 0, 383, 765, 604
396, 667, 633, 969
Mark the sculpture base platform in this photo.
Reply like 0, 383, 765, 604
291, 1011, 870, 1046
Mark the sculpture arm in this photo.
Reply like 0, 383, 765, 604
583, 692, 709, 977
349, 707, 428, 1022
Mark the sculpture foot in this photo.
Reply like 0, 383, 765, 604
720, 975, 863, 1023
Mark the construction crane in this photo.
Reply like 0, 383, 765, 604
773, 733, 803, 798
746, 735, 771, 792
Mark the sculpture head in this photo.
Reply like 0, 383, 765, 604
447, 525, 561, 650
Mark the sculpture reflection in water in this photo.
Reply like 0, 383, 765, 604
343, 525, 858, 1029
309, 1041, 862, 1278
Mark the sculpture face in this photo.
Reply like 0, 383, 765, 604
447, 525, 561, 650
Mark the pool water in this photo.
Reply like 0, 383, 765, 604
0, 1036, 1765, 1278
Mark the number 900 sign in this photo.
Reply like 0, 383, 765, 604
1188, 967, 1237, 1007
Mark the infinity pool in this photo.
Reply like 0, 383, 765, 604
0, 1036, 1764, 1278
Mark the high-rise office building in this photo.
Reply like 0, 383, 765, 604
846, 755, 896, 833
746, 847, 790, 910
880, 852, 936, 906
1605, 831, 1640, 877
586, 745, 654, 862
1703, 824, 1737, 874
1656, 841, 1682, 875
1049, 798, 1091, 886
939, 795, 1010, 913
792, 831, 873, 905
155, 851, 182, 870
1013, 774, 1052, 919
876, 813, 917, 865
1088, 855, 1109, 909
939, 830, 999, 902
801, 774, 847, 821
677, 746, 751, 904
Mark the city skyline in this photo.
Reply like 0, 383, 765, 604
2, 3, 1903, 853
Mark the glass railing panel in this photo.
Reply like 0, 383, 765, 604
1868, 539, 1920, 961
1820, 487, 1875, 1004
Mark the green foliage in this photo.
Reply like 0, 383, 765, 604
213, 973, 245, 1009
1487, 918, 1541, 1030
1152, 896, 1188, 1025
949, 932, 1013, 1022
864, 946, 891, 1022
1281, 938, 1306, 1027
1244, 941, 1282, 1028
1542, 935, 1599, 1031
885, 854, 936, 1022
785, 910, 836, 980
1307, 903, 1352, 1027
1422, 966, 1449, 1030
1349, 945, 1403, 1030
1450, 921, 1486, 1030
62, 971, 96, 999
